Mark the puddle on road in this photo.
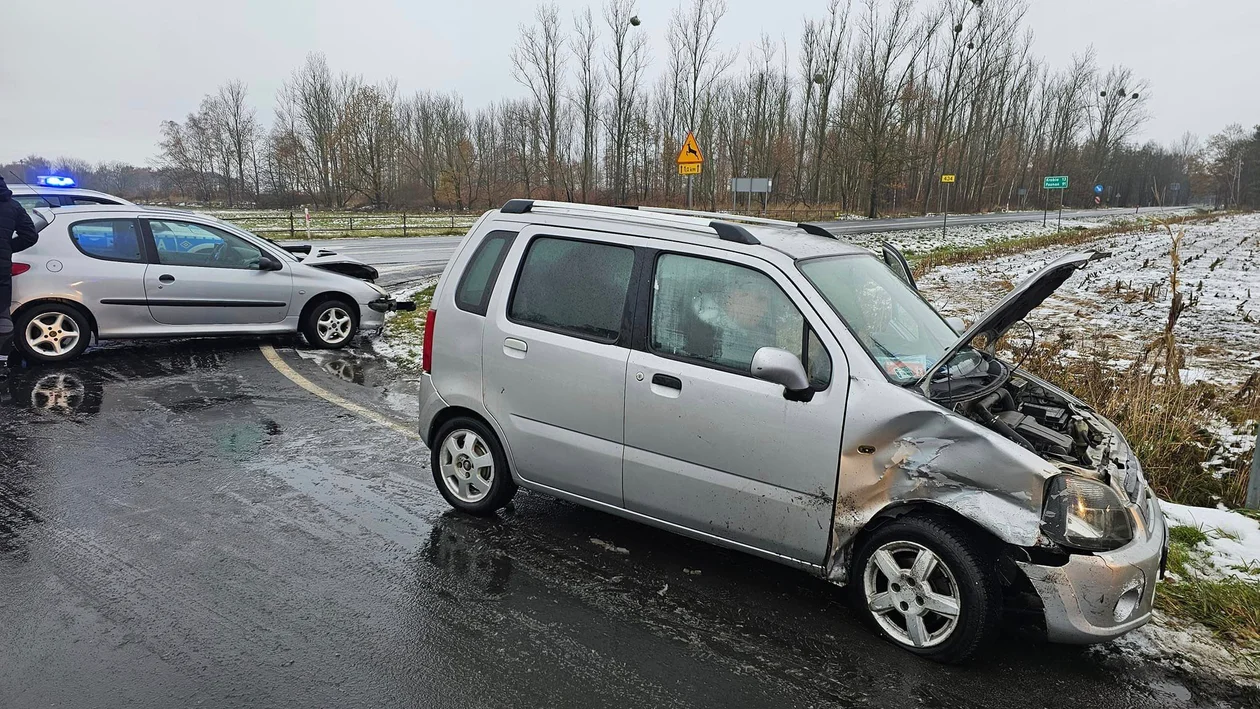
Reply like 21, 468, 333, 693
289, 346, 422, 425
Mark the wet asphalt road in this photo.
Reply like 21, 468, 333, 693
1, 213, 1253, 708
2, 340, 1257, 709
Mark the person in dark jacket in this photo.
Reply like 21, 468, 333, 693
0, 176, 41, 355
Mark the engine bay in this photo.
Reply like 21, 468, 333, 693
926, 350, 1113, 472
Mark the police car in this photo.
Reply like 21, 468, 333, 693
9, 176, 133, 210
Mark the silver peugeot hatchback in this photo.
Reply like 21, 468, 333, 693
417, 200, 1167, 662
9, 205, 408, 362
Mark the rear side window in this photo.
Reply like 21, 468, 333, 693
14, 196, 51, 210
509, 237, 634, 343
70, 219, 144, 263
455, 231, 516, 315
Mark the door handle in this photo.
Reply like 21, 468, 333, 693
651, 374, 682, 391
504, 337, 528, 358
158, 274, 175, 284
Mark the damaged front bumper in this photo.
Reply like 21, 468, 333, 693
1019, 493, 1167, 644
368, 297, 418, 313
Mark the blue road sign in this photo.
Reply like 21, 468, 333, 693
1094, 184, 1105, 194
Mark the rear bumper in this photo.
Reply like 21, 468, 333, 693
417, 372, 448, 445
1019, 495, 1167, 644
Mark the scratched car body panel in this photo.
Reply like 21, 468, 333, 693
418, 200, 1168, 662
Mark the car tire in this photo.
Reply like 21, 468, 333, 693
14, 303, 93, 363
302, 299, 358, 349
849, 516, 1001, 663
431, 417, 517, 516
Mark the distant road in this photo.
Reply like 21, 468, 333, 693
813, 206, 1154, 235
290, 206, 1176, 288
281, 235, 462, 289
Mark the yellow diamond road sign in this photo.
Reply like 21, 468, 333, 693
676, 132, 704, 165
678, 163, 701, 175
941, 174, 956, 184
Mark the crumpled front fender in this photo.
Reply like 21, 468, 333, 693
826, 378, 1058, 582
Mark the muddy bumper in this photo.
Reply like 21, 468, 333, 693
1018, 495, 1167, 644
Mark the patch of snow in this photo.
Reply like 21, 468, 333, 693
367, 278, 438, 365
918, 213, 1260, 386
1163, 501, 1260, 581
590, 538, 630, 555
1100, 612, 1260, 686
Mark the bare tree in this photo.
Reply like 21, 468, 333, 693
1088, 65, 1150, 182
570, 8, 601, 202
512, 3, 567, 200
848, 0, 938, 217
603, 0, 649, 202
667, 0, 735, 133
218, 80, 259, 205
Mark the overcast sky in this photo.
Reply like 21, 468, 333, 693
2, 0, 1256, 166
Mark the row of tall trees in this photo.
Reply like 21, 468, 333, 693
9, 0, 1257, 214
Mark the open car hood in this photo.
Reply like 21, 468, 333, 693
918, 251, 1105, 391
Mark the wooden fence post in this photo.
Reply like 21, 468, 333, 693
289, 212, 294, 239
403, 214, 407, 238
349, 215, 353, 236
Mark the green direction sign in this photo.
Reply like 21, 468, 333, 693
1043, 175, 1069, 190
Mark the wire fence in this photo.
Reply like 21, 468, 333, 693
203, 210, 481, 239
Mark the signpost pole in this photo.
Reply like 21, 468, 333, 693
942, 182, 949, 238
687, 174, 693, 210
1058, 187, 1064, 229
1043, 189, 1048, 227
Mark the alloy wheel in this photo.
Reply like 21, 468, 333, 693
316, 307, 353, 344
25, 313, 81, 357
863, 540, 962, 649
439, 429, 495, 503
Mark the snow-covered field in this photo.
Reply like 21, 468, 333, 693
862, 216, 1111, 252
204, 209, 480, 236
917, 212, 1260, 387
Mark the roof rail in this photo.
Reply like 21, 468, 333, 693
709, 221, 760, 245
497, 199, 834, 246
797, 222, 838, 239
501, 198, 534, 214
636, 206, 797, 228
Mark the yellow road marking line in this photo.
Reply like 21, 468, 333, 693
259, 344, 421, 441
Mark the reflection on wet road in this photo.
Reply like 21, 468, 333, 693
1, 340, 1256, 708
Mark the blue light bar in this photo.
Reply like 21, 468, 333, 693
37, 175, 76, 188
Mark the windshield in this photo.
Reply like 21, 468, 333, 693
799, 255, 961, 384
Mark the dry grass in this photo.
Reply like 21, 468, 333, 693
1160, 525, 1260, 649
1015, 333, 1258, 507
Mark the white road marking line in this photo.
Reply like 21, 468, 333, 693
259, 344, 421, 441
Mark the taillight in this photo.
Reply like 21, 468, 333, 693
422, 309, 436, 373
11, 263, 31, 276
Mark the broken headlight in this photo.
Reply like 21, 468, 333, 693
1041, 475, 1134, 552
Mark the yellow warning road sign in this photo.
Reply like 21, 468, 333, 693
676, 132, 704, 165
941, 174, 956, 184
678, 163, 702, 175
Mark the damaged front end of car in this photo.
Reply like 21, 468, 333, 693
827, 251, 1168, 645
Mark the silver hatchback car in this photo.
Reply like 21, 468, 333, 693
418, 200, 1167, 663
9, 205, 409, 362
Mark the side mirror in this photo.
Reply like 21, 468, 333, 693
751, 347, 813, 401
257, 255, 283, 271
946, 316, 965, 334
